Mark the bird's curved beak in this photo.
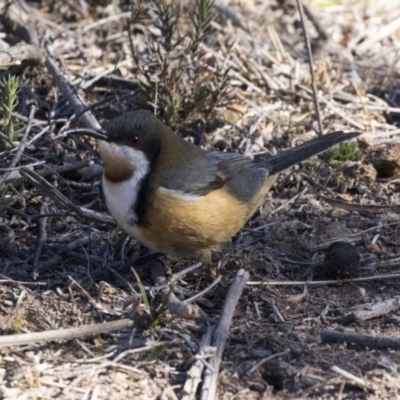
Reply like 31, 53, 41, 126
65, 128, 109, 142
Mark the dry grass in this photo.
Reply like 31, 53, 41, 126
1, 0, 400, 398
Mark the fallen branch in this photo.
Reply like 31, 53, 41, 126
295, 0, 323, 134
321, 330, 400, 350
321, 196, 400, 214
153, 262, 203, 291
45, 53, 100, 130
331, 366, 374, 392
201, 269, 250, 400
247, 271, 400, 286
0, 318, 134, 349
182, 325, 215, 400
312, 221, 400, 251
347, 298, 400, 321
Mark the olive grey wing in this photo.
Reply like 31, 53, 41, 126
157, 151, 258, 196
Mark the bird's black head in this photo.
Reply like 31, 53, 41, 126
103, 110, 163, 163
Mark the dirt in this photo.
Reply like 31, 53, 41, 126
1, 0, 400, 399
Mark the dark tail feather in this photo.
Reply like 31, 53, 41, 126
260, 131, 360, 175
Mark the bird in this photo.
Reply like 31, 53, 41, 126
80, 110, 359, 261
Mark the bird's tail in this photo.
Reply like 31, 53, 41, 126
259, 131, 360, 174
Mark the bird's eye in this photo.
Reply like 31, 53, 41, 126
130, 136, 140, 147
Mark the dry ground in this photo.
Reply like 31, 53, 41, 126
1, 0, 400, 399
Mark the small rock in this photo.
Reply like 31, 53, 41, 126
316, 241, 360, 280
357, 185, 369, 194
365, 242, 380, 253
368, 146, 400, 178
223, 103, 246, 125
341, 161, 378, 184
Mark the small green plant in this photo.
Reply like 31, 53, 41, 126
0, 76, 23, 149
130, 0, 231, 127
114, 228, 129, 252
303, 159, 318, 168
0, 76, 22, 213
131, 267, 151, 315
131, 266, 174, 326
326, 142, 359, 167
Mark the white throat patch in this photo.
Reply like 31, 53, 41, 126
101, 144, 150, 228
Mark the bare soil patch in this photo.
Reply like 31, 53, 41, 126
1, 1, 400, 399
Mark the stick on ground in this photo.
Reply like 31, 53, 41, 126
321, 330, 400, 350
295, 0, 323, 134
0, 318, 135, 349
182, 325, 215, 400
200, 269, 250, 400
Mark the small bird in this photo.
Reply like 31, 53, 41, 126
81, 110, 359, 260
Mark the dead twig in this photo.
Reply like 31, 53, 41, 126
201, 269, 250, 400
150, 260, 200, 319
45, 52, 100, 129
0, 160, 45, 172
185, 275, 222, 304
247, 271, 400, 286
303, 4, 328, 43
153, 262, 203, 291
249, 351, 290, 373
32, 200, 49, 279
19, 167, 114, 225
39, 161, 91, 177
331, 366, 374, 392
297, 84, 366, 130
0, 160, 92, 185
12, 289, 27, 331
69, 275, 123, 317
0, 318, 135, 349
295, 0, 323, 134
321, 196, 400, 214
342, 298, 400, 322
323, 330, 400, 351
356, 13, 400, 54
313, 221, 400, 251
182, 325, 215, 400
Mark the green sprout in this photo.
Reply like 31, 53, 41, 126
326, 142, 359, 167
